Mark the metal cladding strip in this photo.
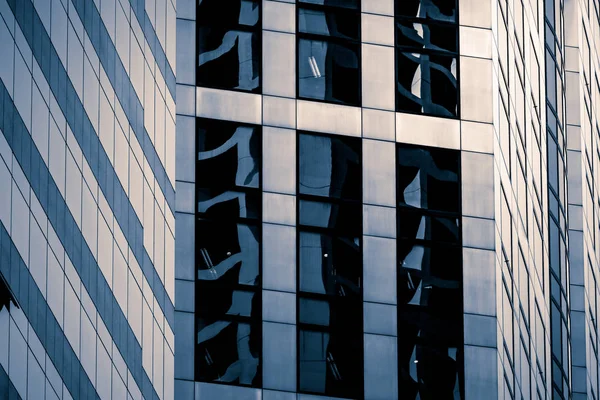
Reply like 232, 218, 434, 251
127, 0, 177, 100
0, 222, 99, 400
0, 79, 158, 400
6, 0, 175, 331
0, 361, 23, 400
68, 0, 176, 212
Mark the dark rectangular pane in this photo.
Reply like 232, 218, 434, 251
299, 232, 361, 296
197, 119, 261, 191
398, 208, 460, 243
397, 145, 460, 212
197, 0, 260, 29
299, 328, 362, 397
196, 320, 261, 386
198, 189, 261, 221
299, 199, 361, 236
197, 219, 260, 286
395, 0, 457, 22
396, 21, 457, 53
298, 39, 360, 106
197, 27, 260, 92
299, 0, 359, 10
298, 133, 361, 200
298, 7, 360, 40
396, 51, 458, 117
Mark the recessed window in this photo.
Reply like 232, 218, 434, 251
197, 0, 261, 92
297, 132, 363, 398
396, 144, 463, 398
195, 119, 262, 387
297, 1, 361, 106
395, 0, 459, 117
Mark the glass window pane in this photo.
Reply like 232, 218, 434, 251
395, 0, 457, 22
197, 0, 260, 28
398, 209, 460, 243
397, 146, 460, 213
395, 21, 457, 53
298, 7, 360, 40
396, 51, 458, 117
299, 232, 361, 296
298, 39, 360, 106
298, 133, 361, 200
299, 200, 362, 236
299, 0, 359, 10
196, 320, 261, 386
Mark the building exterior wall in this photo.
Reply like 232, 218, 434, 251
0, 0, 176, 398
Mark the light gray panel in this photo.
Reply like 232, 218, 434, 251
263, 390, 297, 400
263, 31, 296, 98
362, 44, 395, 111
460, 57, 493, 123
363, 205, 396, 238
464, 314, 497, 348
464, 346, 498, 400
364, 302, 397, 336
459, 26, 492, 59
363, 139, 395, 206
462, 151, 494, 219
175, 212, 195, 280
175, 279, 194, 313
176, 115, 195, 183
461, 121, 494, 154
195, 382, 262, 400
362, 108, 395, 141
263, 1, 295, 33
263, 224, 296, 292
263, 322, 296, 392
176, 19, 195, 84
462, 217, 495, 250
263, 96, 296, 129
361, 0, 394, 16
196, 87, 262, 124
297, 100, 361, 137
364, 334, 398, 400
361, 14, 394, 46
363, 236, 396, 304
263, 291, 296, 324
459, 0, 492, 28
396, 113, 460, 149
463, 248, 496, 316
174, 311, 195, 380
177, 84, 196, 116
263, 127, 296, 195
175, 181, 195, 214
263, 192, 296, 226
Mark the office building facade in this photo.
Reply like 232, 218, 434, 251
172, 0, 600, 399
0, 0, 176, 399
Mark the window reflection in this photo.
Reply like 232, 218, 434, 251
197, 0, 261, 92
396, 144, 463, 399
0, 273, 17, 311
196, 119, 262, 387
297, 2, 361, 106
297, 132, 363, 397
395, 0, 459, 117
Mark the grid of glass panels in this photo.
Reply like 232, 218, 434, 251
394, 0, 459, 118
297, 132, 363, 398
396, 144, 463, 398
297, 0, 361, 106
195, 118, 262, 387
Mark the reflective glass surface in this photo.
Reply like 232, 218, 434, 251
298, 7, 360, 40
396, 144, 463, 399
196, 119, 262, 387
395, 22, 457, 53
197, 0, 261, 92
299, 0, 359, 10
394, 0, 457, 22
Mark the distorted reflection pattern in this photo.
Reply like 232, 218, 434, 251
197, 0, 260, 92
297, 2, 361, 105
395, 0, 459, 117
298, 132, 363, 397
0, 273, 17, 311
396, 144, 463, 399
196, 119, 261, 387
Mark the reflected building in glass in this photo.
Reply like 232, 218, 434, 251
175, 0, 600, 399
0, 0, 177, 398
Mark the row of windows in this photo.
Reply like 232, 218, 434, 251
194, 118, 463, 398
196, 0, 459, 118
